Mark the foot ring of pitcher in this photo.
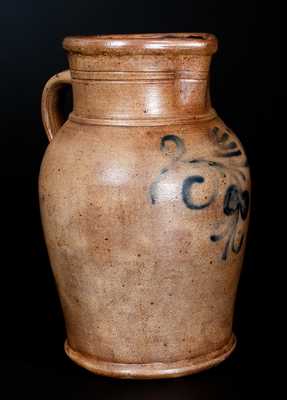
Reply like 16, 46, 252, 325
64, 334, 236, 379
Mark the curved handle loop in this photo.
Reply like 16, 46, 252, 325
41, 70, 72, 142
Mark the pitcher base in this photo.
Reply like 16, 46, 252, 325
64, 334, 236, 379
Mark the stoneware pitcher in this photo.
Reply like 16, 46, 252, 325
39, 33, 251, 379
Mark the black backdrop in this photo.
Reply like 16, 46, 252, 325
0, 0, 261, 398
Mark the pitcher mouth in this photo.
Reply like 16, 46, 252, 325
63, 33, 218, 56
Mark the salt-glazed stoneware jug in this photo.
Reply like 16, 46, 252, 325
39, 33, 250, 379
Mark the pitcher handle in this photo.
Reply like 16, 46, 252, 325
41, 70, 72, 142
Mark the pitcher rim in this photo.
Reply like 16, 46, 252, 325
63, 32, 218, 56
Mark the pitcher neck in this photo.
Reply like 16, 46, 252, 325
64, 33, 218, 125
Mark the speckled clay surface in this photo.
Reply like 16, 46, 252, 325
39, 33, 250, 379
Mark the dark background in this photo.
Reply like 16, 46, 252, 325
0, 0, 265, 398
